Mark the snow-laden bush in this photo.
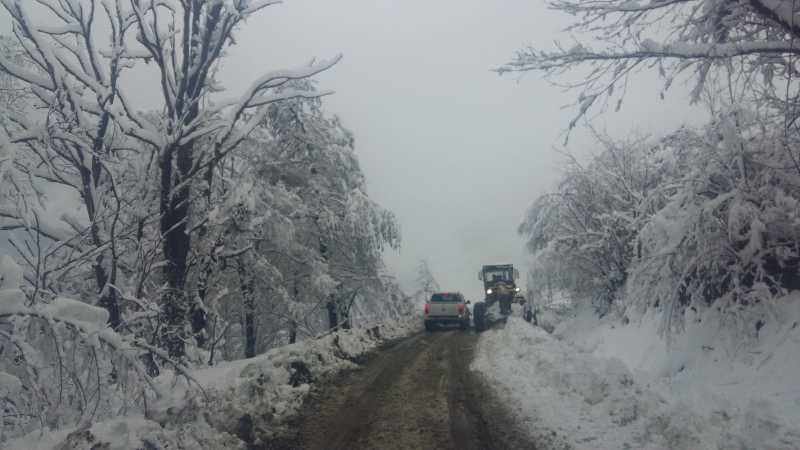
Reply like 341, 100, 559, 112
509, 0, 800, 336
521, 107, 800, 333
0, 256, 201, 444
629, 109, 800, 333
520, 132, 661, 315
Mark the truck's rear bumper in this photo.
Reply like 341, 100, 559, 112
425, 316, 467, 323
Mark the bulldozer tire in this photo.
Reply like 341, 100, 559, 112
473, 302, 487, 332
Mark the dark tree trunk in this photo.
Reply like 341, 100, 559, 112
98, 289, 121, 329
193, 237, 220, 348
78, 147, 122, 330
237, 258, 257, 358
159, 140, 194, 359
244, 306, 255, 358
326, 298, 338, 330
191, 303, 208, 348
340, 291, 357, 330
340, 303, 351, 330
92, 251, 120, 329
289, 319, 297, 344
244, 302, 256, 358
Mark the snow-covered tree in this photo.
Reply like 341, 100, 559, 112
0, 0, 339, 358
252, 86, 400, 333
0, 1, 404, 442
510, 0, 800, 333
520, 133, 657, 314
629, 110, 800, 333
0, 0, 374, 442
414, 259, 440, 304
184, 85, 402, 357
523, 114, 800, 330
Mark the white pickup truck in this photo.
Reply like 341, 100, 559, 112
423, 292, 471, 331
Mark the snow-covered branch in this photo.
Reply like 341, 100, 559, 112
504, 0, 800, 126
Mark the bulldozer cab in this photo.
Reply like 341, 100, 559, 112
478, 264, 519, 290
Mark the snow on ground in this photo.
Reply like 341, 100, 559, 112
5, 317, 420, 450
472, 299, 800, 450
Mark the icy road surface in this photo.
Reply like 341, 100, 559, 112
271, 327, 537, 450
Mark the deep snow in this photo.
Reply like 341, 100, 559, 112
472, 301, 800, 450
4, 316, 420, 449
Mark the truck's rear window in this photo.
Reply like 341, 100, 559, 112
431, 293, 460, 302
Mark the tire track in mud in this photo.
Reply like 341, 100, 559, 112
270, 323, 538, 450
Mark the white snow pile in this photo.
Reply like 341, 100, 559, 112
472, 305, 800, 450
534, 293, 574, 333
0, 254, 23, 290
4, 317, 420, 450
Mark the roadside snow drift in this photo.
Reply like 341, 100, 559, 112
472, 316, 800, 450
4, 318, 420, 450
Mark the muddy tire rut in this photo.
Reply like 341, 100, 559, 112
268, 327, 538, 450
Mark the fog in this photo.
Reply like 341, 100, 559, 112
220, 0, 706, 300
1, 0, 706, 301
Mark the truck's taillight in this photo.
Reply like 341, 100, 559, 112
424, 303, 429, 314
457, 304, 464, 314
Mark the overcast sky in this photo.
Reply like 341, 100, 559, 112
223, 0, 706, 300
2, 1, 706, 301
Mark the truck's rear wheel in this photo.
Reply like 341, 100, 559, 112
473, 302, 487, 332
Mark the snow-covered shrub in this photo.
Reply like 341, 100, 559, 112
629, 108, 800, 332
520, 133, 657, 314
522, 107, 800, 333
0, 292, 154, 442
508, 0, 800, 336
0, 256, 204, 444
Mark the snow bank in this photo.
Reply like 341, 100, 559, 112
0, 287, 26, 314
558, 295, 800, 449
42, 296, 110, 326
535, 296, 575, 333
4, 316, 421, 450
0, 254, 23, 290
473, 314, 800, 450
5, 417, 170, 450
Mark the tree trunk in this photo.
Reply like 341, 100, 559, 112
159, 141, 194, 359
340, 302, 351, 330
193, 237, 220, 348
289, 319, 297, 344
326, 298, 338, 330
237, 258, 257, 358
98, 288, 121, 329
340, 291, 357, 330
80, 155, 122, 330
191, 302, 208, 348
244, 304, 256, 358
